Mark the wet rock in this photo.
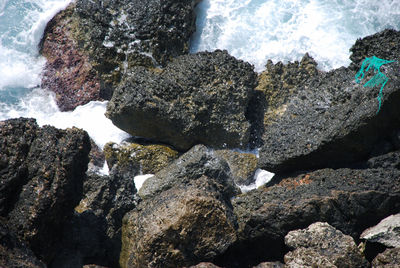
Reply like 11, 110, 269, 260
0, 118, 91, 263
350, 29, 400, 70
256, 53, 319, 125
106, 50, 258, 151
51, 171, 138, 268
40, 4, 103, 111
40, 0, 200, 110
284, 222, 369, 267
120, 145, 239, 268
214, 150, 258, 185
0, 220, 46, 268
218, 160, 400, 267
138, 145, 239, 200
104, 141, 179, 175
258, 30, 400, 174
360, 214, 400, 248
372, 248, 400, 267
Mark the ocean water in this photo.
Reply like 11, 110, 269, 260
191, 0, 400, 71
0, 0, 129, 150
1, 0, 400, 161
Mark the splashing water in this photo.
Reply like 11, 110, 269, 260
191, 0, 400, 71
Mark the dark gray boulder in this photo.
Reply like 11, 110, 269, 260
258, 29, 400, 174
106, 50, 258, 151
0, 118, 91, 263
284, 222, 369, 267
120, 145, 239, 267
216, 154, 400, 267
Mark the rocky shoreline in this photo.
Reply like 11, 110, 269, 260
1, 0, 400, 267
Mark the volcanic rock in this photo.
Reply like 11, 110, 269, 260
40, 0, 200, 110
0, 220, 46, 268
372, 248, 400, 267
350, 29, 400, 70
284, 222, 369, 267
0, 118, 91, 263
360, 214, 400, 248
120, 145, 239, 267
50, 171, 138, 268
214, 149, 258, 185
106, 50, 258, 151
218, 157, 400, 267
104, 141, 179, 175
258, 29, 400, 174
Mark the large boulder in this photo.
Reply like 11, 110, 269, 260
106, 50, 258, 151
284, 222, 369, 267
40, 0, 200, 110
258, 29, 400, 174
216, 153, 400, 267
0, 118, 91, 263
120, 145, 239, 267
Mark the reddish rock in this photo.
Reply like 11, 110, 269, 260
40, 4, 102, 111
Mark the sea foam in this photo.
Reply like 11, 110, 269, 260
191, 0, 400, 72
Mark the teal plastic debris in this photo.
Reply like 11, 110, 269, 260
355, 56, 396, 113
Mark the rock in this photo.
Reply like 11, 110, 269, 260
104, 141, 179, 175
350, 29, 400, 70
214, 150, 258, 186
40, 4, 103, 111
252, 262, 284, 268
51, 171, 138, 268
217, 159, 400, 267
256, 53, 319, 125
360, 214, 400, 248
188, 262, 222, 268
40, 0, 200, 110
120, 145, 239, 268
284, 222, 369, 267
372, 248, 400, 267
138, 144, 239, 200
0, 118, 91, 263
0, 220, 46, 268
258, 29, 400, 174
106, 50, 258, 151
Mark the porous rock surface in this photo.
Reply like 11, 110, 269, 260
40, 0, 200, 110
219, 155, 400, 266
50, 171, 138, 268
120, 145, 239, 268
284, 222, 369, 267
360, 213, 400, 248
372, 248, 400, 267
106, 50, 258, 151
0, 118, 90, 262
0, 220, 46, 268
104, 140, 179, 175
258, 29, 400, 174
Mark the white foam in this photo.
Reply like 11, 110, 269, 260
134, 174, 154, 191
238, 168, 274, 193
0, 88, 130, 150
191, 0, 400, 72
